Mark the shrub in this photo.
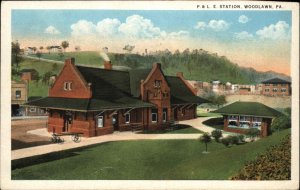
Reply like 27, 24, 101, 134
230, 136, 240, 145
231, 134, 291, 180
221, 138, 230, 147
237, 135, 245, 143
246, 128, 260, 140
271, 115, 291, 132
211, 129, 223, 142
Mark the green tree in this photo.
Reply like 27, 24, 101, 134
36, 51, 42, 61
46, 46, 51, 54
39, 46, 44, 52
271, 115, 291, 132
42, 71, 53, 85
11, 41, 22, 67
199, 133, 212, 152
52, 63, 58, 72
32, 47, 37, 54
61, 41, 69, 52
211, 129, 223, 142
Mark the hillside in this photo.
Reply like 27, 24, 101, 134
27, 50, 290, 84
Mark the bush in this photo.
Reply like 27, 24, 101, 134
246, 128, 260, 140
271, 115, 291, 132
211, 129, 223, 142
229, 136, 240, 145
231, 134, 291, 180
237, 135, 245, 143
221, 138, 230, 147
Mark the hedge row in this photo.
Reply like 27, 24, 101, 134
230, 134, 291, 180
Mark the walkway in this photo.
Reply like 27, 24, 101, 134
12, 117, 222, 160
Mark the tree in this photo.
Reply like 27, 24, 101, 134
271, 115, 291, 132
215, 95, 227, 108
61, 41, 69, 52
42, 71, 53, 85
199, 133, 212, 152
36, 51, 42, 60
211, 129, 223, 142
11, 41, 22, 67
32, 47, 37, 54
39, 46, 44, 52
46, 46, 51, 54
52, 63, 58, 72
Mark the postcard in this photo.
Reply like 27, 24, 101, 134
1, 1, 299, 190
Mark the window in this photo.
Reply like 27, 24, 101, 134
239, 116, 250, 122
252, 117, 262, 128
265, 84, 270, 86
281, 84, 286, 87
154, 80, 161, 88
97, 116, 103, 128
29, 107, 36, 112
125, 113, 130, 124
228, 115, 238, 121
272, 88, 278, 92
265, 88, 270, 92
163, 108, 167, 122
281, 88, 286, 92
64, 82, 72, 91
273, 84, 278, 86
151, 109, 158, 123
15, 90, 21, 99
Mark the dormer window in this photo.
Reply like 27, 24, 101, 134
154, 80, 161, 88
64, 82, 72, 91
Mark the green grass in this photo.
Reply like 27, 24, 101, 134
140, 125, 203, 134
197, 108, 221, 117
28, 51, 104, 67
12, 129, 290, 180
27, 81, 49, 97
19, 58, 63, 76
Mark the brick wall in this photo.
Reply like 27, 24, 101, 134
262, 83, 291, 96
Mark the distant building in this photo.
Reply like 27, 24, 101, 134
238, 84, 256, 95
261, 78, 291, 96
49, 46, 62, 53
11, 81, 28, 116
24, 47, 35, 55
20, 69, 39, 82
24, 96, 47, 116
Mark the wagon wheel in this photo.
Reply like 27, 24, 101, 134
57, 136, 64, 144
71, 134, 81, 143
50, 134, 57, 143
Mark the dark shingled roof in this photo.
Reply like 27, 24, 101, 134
166, 76, 209, 104
26, 64, 208, 111
212, 101, 282, 118
262, 78, 291, 84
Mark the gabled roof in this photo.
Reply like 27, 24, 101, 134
262, 78, 291, 84
26, 62, 208, 111
212, 101, 282, 118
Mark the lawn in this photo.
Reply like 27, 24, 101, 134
197, 107, 221, 117
12, 129, 290, 180
140, 124, 203, 134
28, 51, 104, 66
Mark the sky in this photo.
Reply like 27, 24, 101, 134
12, 10, 292, 75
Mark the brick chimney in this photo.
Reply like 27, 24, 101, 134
104, 61, 112, 70
65, 57, 75, 65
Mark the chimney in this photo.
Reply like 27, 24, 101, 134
65, 58, 75, 65
153, 63, 161, 69
176, 72, 184, 78
104, 60, 112, 70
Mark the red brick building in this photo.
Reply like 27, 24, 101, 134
212, 101, 282, 137
26, 58, 208, 137
261, 78, 291, 96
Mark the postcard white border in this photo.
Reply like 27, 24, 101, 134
1, 1, 299, 190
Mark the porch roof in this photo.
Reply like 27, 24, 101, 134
211, 101, 282, 118
24, 97, 154, 112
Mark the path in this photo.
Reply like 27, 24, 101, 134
12, 117, 221, 160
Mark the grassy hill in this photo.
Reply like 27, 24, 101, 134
16, 50, 290, 97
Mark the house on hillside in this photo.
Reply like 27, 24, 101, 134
49, 46, 62, 53
25, 58, 209, 137
25, 47, 35, 55
261, 78, 291, 96
20, 69, 39, 82
212, 101, 282, 137
11, 81, 28, 116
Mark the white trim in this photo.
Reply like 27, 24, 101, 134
97, 116, 103, 128
151, 113, 157, 123
163, 111, 167, 122
29, 107, 36, 112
